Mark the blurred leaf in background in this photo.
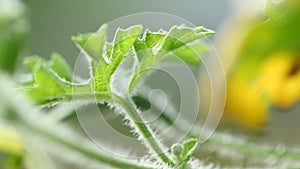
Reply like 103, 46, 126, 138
213, 0, 300, 129
0, 0, 28, 168
0, 0, 28, 74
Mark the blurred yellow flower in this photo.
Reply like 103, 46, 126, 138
205, 0, 300, 129
259, 52, 300, 108
226, 52, 300, 128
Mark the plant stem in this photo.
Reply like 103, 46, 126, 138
39, 82, 300, 162
15, 115, 155, 169
0, 78, 155, 169
40, 83, 111, 106
38, 83, 176, 166
141, 90, 300, 161
207, 133, 300, 159
112, 94, 176, 167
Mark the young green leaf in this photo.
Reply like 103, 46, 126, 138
161, 42, 209, 65
20, 24, 212, 167
159, 26, 213, 65
129, 25, 214, 91
161, 26, 213, 52
72, 24, 107, 65
171, 143, 183, 159
105, 25, 143, 76
23, 24, 212, 105
48, 53, 73, 82
23, 55, 71, 104
72, 25, 143, 93
181, 138, 198, 159
171, 138, 198, 168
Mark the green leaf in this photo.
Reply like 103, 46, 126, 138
105, 42, 113, 61
159, 26, 213, 66
72, 24, 143, 92
161, 26, 213, 52
171, 138, 198, 167
21, 24, 212, 106
144, 29, 165, 47
171, 143, 183, 158
134, 29, 165, 62
48, 53, 72, 82
181, 138, 198, 159
23, 56, 71, 103
72, 24, 108, 65
106, 25, 143, 76
161, 42, 209, 65
129, 25, 213, 91
91, 25, 143, 92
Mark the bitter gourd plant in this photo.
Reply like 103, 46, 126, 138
1, 0, 300, 168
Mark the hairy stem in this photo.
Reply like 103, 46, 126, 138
113, 94, 176, 167
39, 83, 111, 106
14, 114, 155, 169
39, 82, 300, 162
141, 90, 300, 161
0, 79, 155, 169
22, 82, 176, 166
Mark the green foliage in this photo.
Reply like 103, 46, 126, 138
160, 26, 212, 64
24, 24, 211, 106
1, 10, 300, 169
0, 0, 28, 74
48, 53, 73, 82
20, 23, 212, 168
73, 24, 143, 92
171, 139, 198, 168
72, 24, 107, 66
130, 26, 213, 90
0, 74, 157, 169
23, 54, 72, 104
